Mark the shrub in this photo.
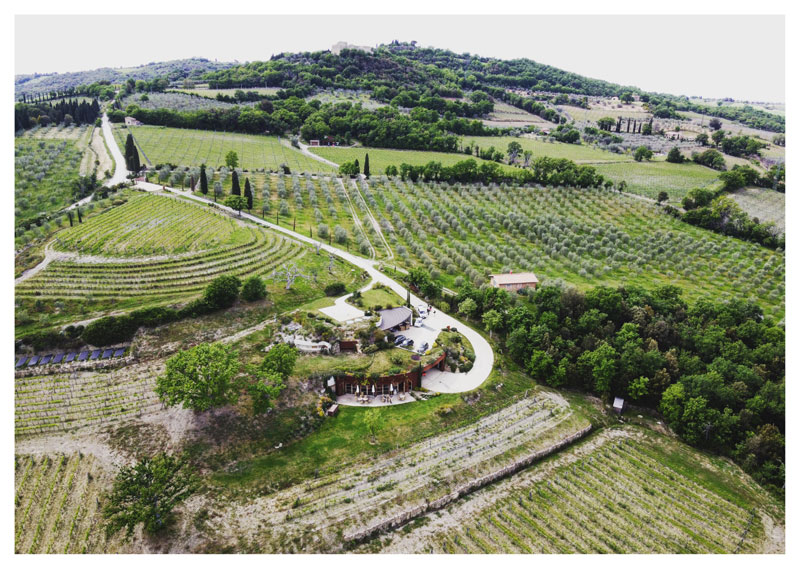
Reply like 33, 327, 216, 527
203, 275, 241, 309
83, 315, 138, 346
324, 282, 346, 296
241, 275, 267, 302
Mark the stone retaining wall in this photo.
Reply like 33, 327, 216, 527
14, 355, 136, 378
344, 423, 593, 544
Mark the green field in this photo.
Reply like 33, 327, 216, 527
366, 177, 783, 320
381, 428, 777, 553
174, 86, 281, 98
460, 135, 632, 163
53, 193, 253, 256
593, 159, 721, 202
308, 146, 519, 174
115, 125, 334, 173
15, 192, 358, 335
15, 134, 87, 231
730, 187, 785, 233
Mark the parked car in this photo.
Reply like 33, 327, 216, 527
417, 342, 429, 354
413, 318, 424, 327
394, 335, 407, 345
402, 338, 414, 347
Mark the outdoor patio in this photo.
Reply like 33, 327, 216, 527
336, 393, 415, 407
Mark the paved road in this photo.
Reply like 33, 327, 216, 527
134, 181, 495, 394
101, 113, 129, 186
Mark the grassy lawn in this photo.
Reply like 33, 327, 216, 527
211, 356, 554, 489
460, 135, 632, 163
308, 146, 520, 174
349, 284, 405, 310
292, 345, 428, 378
115, 125, 334, 173
593, 158, 721, 202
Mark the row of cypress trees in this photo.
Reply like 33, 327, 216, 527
197, 165, 253, 210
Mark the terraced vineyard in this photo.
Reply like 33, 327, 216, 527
15, 453, 126, 553
15, 361, 162, 436
380, 429, 776, 554
116, 125, 333, 173
17, 195, 305, 301
53, 193, 253, 256
204, 391, 591, 552
366, 177, 784, 320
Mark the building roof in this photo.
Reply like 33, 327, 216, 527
491, 272, 539, 285
377, 306, 413, 330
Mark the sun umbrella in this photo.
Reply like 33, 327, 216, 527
356, 385, 359, 394
372, 384, 375, 395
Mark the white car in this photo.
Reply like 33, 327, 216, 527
413, 318, 424, 327
417, 304, 428, 317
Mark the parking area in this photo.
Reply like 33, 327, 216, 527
392, 319, 441, 354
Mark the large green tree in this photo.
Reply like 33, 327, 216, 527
225, 195, 247, 216
225, 150, 239, 169
103, 453, 198, 538
156, 343, 241, 412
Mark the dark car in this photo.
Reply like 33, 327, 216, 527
417, 342, 429, 353
394, 335, 407, 345
402, 338, 414, 347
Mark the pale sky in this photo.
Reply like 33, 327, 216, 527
15, 15, 785, 102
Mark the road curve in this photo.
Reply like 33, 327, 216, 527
135, 181, 495, 394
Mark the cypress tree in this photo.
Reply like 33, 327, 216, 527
231, 171, 240, 195
364, 153, 370, 178
131, 144, 140, 173
199, 165, 208, 195
124, 134, 136, 171
354, 159, 360, 175
244, 178, 253, 211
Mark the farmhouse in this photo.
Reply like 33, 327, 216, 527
376, 306, 413, 332
490, 271, 539, 292
124, 116, 144, 126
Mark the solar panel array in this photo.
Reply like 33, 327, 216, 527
15, 348, 126, 368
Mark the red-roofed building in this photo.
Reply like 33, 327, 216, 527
490, 271, 539, 292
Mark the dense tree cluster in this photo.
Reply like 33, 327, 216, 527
14, 98, 100, 131
126, 97, 502, 151
444, 279, 784, 494
682, 194, 784, 250
691, 148, 727, 170
390, 156, 605, 188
